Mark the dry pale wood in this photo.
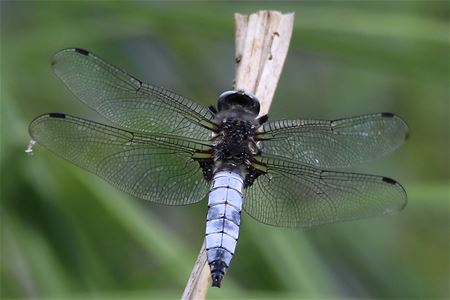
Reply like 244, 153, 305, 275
181, 10, 294, 300
180, 241, 210, 300
234, 11, 294, 116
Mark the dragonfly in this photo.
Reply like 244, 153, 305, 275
28, 48, 408, 287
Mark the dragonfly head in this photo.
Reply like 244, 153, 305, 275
218, 90, 260, 116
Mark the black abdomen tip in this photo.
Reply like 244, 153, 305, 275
210, 260, 227, 287
49, 113, 66, 119
211, 273, 223, 288
74, 48, 89, 56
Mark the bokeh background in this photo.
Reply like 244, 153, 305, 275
1, 1, 448, 299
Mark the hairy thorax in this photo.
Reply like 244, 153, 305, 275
212, 109, 260, 179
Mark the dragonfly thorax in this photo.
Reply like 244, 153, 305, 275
213, 108, 260, 179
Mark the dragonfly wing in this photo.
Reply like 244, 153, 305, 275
52, 48, 217, 140
29, 113, 212, 205
257, 113, 409, 169
244, 155, 407, 227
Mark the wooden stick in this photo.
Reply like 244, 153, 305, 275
180, 241, 210, 300
181, 10, 294, 300
234, 11, 295, 116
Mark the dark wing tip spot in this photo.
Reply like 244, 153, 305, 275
382, 177, 397, 185
381, 112, 395, 118
74, 48, 90, 56
49, 113, 66, 119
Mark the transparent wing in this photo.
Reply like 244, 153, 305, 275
244, 155, 407, 227
257, 113, 409, 169
52, 48, 217, 140
29, 113, 212, 205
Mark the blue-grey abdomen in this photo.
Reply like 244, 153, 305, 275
205, 170, 243, 287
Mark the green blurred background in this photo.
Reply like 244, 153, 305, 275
1, 1, 448, 299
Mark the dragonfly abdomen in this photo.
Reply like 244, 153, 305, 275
205, 170, 243, 287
